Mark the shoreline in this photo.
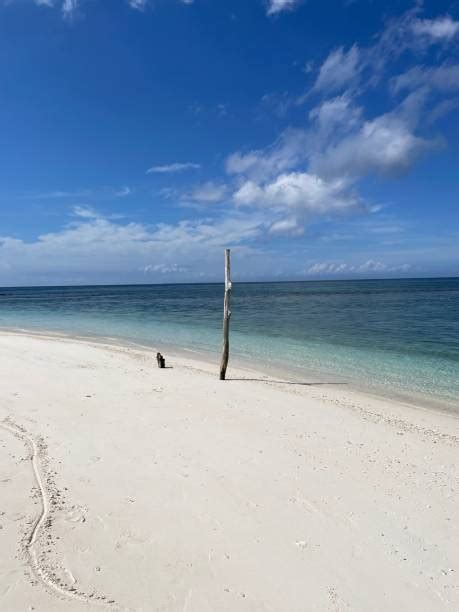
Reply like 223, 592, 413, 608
1, 324, 458, 416
0, 330, 458, 610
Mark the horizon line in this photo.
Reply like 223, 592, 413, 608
1, 275, 458, 290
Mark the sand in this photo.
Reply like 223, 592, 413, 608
0, 330, 458, 611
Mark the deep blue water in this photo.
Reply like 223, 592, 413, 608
0, 279, 458, 406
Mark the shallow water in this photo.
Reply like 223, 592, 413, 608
0, 279, 458, 407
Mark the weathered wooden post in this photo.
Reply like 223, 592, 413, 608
219, 249, 232, 380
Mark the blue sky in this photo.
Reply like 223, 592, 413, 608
0, 0, 458, 285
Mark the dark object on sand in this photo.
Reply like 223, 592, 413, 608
156, 353, 166, 369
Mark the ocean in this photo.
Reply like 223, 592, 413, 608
0, 278, 458, 408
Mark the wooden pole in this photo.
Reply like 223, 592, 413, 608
219, 249, 232, 380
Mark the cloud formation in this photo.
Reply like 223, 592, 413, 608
226, 129, 309, 181
28, 0, 194, 18
147, 162, 201, 174
307, 260, 411, 276
392, 64, 459, 94
62, 0, 78, 19
128, 0, 148, 10
182, 182, 229, 204
312, 10, 459, 96
226, 93, 435, 234
29, 0, 299, 19
222, 7, 458, 236
266, 0, 302, 16
313, 45, 361, 94
234, 172, 361, 235
411, 15, 459, 41
311, 112, 435, 179
0, 208, 264, 285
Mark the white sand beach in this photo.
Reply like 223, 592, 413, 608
0, 330, 458, 611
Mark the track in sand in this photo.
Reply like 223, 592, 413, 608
0, 418, 123, 610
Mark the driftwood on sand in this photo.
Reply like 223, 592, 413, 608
219, 248, 232, 381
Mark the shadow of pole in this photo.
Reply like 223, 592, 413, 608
227, 379, 347, 386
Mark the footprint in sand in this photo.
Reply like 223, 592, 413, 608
65, 505, 88, 524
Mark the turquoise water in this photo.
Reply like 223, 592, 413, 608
0, 279, 458, 407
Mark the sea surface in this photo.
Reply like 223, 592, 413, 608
0, 279, 458, 408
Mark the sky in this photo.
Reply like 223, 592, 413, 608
0, 0, 458, 285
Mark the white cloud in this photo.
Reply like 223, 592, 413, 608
266, 0, 301, 16
310, 10, 459, 97
222, 7, 459, 239
16, 0, 197, 19
229, 97, 360, 185
115, 186, 132, 197
128, 0, 148, 10
147, 162, 201, 174
313, 45, 361, 94
62, 0, 78, 19
72, 205, 99, 219
234, 172, 362, 235
307, 262, 349, 275
307, 260, 411, 276
182, 181, 228, 204
227, 87, 434, 234
411, 15, 459, 41
392, 64, 459, 94
0, 210, 265, 284
31, 186, 133, 200
311, 112, 435, 179
34, 189, 91, 199
428, 98, 459, 124
309, 95, 362, 137
227, 63, 440, 233
226, 128, 308, 181
373, 8, 459, 61
143, 263, 187, 274
261, 91, 296, 118
235, 172, 354, 212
